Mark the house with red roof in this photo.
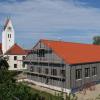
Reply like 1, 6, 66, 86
0, 18, 27, 70
24, 39, 100, 93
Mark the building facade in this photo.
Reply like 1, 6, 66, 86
0, 18, 27, 70
2, 19, 15, 54
24, 39, 100, 93
5, 43, 27, 70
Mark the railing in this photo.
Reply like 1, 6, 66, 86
24, 59, 62, 64
25, 70, 66, 80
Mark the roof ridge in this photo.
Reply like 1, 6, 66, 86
5, 43, 15, 54
5, 43, 26, 55
4, 18, 10, 30
14, 43, 24, 49
41, 39, 100, 64
41, 39, 98, 46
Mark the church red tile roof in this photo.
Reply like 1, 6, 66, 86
25, 49, 31, 54
41, 39, 100, 64
5, 43, 27, 55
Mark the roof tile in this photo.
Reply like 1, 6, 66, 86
41, 39, 100, 64
5, 43, 27, 55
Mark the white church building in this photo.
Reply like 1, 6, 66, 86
0, 18, 27, 70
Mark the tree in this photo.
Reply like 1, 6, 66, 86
0, 58, 9, 69
93, 36, 100, 45
0, 57, 77, 100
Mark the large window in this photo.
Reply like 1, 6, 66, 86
51, 69, 57, 76
76, 69, 82, 79
14, 56, 17, 60
85, 68, 90, 77
37, 49, 45, 57
92, 67, 97, 76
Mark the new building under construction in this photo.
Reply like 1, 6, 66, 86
24, 39, 100, 93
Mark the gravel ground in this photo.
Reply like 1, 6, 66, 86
75, 84, 100, 100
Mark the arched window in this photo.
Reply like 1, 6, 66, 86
10, 34, 11, 38
8, 34, 9, 38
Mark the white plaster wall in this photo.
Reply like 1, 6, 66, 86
2, 31, 6, 54
2, 20, 15, 54
6, 55, 27, 70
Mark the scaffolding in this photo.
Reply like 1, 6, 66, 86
23, 40, 66, 93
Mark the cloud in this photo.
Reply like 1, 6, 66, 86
0, 0, 100, 31
0, 0, 100, 48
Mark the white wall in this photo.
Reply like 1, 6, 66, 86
6, 55, 27, 70
2, 20, 15, 54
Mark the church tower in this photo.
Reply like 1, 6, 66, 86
2, 18, 15, 54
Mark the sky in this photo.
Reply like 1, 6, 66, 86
0, 0, 100, 49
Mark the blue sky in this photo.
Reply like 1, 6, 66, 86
0, 0, 100, 49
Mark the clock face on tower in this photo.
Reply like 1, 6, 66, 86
7, 26, 12, 31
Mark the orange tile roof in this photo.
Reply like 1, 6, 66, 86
41, 39, 100, 64
5, 43, 27, 55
